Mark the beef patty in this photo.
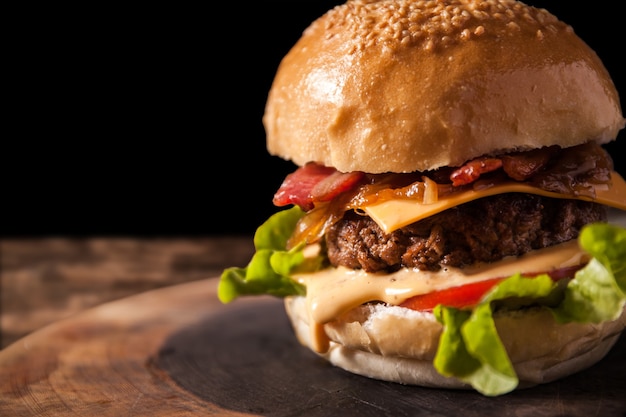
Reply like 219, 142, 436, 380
325, 194, 607, 272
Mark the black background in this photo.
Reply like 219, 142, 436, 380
4, 1, 624, 237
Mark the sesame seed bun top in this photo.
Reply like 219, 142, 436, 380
263, 0, 625, 173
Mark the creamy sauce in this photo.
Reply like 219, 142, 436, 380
294, 240, 588, 352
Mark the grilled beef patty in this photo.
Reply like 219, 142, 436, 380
325, 194, 606, 272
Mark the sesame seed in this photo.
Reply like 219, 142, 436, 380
313, 0, 570, 53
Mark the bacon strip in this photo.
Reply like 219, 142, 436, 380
273, 162, 365, 211
501, 146, 558, 181
450, 158, 502, 187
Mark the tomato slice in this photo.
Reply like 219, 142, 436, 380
400, 277, 505, 311
399, 265, 582, 312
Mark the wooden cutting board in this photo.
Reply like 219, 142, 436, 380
1, 275, 625, 417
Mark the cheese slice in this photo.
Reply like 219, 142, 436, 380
363, 171, 626, 233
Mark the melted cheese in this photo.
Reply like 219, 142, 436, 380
363, 171, 626, 233
295, 240, 586, 325
295, 240, 588, 353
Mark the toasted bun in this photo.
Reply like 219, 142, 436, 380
284, 295, 626, 389
263, 0, 625, 173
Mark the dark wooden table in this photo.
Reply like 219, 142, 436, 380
1, 236, 255, 348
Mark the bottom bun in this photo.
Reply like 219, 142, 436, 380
284, 296, 626, 390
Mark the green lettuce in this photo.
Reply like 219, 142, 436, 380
218, 209, 626, 397
218, 206, 310, 303
433, 223, 626, 396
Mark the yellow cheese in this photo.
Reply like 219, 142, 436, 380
295, 239, 589, 353
296, 240, 587, 326
363, 171, 626, 233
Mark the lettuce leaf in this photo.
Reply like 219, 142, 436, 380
218, 206, 311, 303
433, 274, 556, 395
433, 223, 626, 396
553, 223, 626, 323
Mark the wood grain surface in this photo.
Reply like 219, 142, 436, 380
0, 278, 247, 416
1, 277, 625, 417
0, 236, 254, 348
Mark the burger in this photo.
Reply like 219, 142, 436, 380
219, 0, 626, 396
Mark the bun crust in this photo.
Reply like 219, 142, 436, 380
284, 296, 626, 389
264, 0, 625, 173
